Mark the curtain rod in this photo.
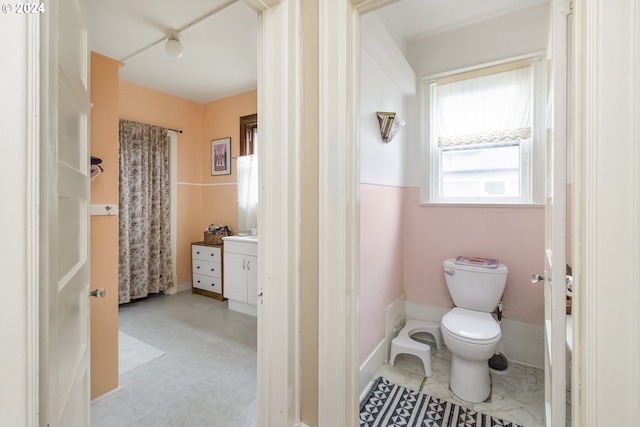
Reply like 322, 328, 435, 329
120, 118, 183, 134
120, 119, 182, 133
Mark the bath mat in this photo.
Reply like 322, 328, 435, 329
360, 376, 522, 427
118, 330, 165, 375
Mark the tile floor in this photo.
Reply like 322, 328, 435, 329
91, 291, 257, 427
372, 343, 546, 427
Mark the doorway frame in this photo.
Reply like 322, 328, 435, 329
17, 1, 640, 427
247, 0, 396, 425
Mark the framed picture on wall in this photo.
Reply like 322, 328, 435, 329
211, 137, 231, 175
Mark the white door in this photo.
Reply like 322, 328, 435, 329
42, 0, 92, 425
543, 1, 570, 425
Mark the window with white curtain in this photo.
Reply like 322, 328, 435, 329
422, 56, 545, 204
237, 154, 258, 233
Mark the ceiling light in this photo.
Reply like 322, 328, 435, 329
165, 31, 183, 59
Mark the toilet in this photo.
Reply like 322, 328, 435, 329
441, 258, 508, 403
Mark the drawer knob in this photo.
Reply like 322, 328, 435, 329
211, 268, 215, 272
196, 251, 200, 254
196, 266, 200, 269
197, 280, 201, 283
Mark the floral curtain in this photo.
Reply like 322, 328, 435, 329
118, 120, 173, 304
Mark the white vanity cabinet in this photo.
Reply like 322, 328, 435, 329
191, 242, 225, 300
222, 236, 258, 316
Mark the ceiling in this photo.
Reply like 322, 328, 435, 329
88, 0, 547, 104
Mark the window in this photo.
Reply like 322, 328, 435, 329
422, 56, 545, 204
240, 113, 258, 156
238, 114, 258, 233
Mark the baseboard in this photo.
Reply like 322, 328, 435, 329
228, 299, 257, 316
500, 318, 544, 368
177, 282, 192, 293
384, 294, 406, 361
90, 385, 122, 403
405, 300, 450, 323
359, 339, 386, 401
404, 300, 544, 369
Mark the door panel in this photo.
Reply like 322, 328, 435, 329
44, 0, 91, 425
224, 252, 248, 302
544, 1, 569, 425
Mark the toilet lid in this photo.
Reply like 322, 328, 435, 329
442, 308, 501, 343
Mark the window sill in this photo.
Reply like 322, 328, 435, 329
418, 202, 545, 208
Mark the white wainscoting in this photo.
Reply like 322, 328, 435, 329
405, 300, 544, 368
358, 339, 386, 401
359, 298, 545, 402
384, 294, 406, 359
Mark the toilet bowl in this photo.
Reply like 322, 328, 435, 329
441, 308, 501, 402
441, 258, 508, 403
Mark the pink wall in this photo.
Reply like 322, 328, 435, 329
402, 187, 545, 324
359, 184, 405, 363
359, 183, 546, 364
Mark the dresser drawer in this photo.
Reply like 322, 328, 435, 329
192, 274, 222, 294
192, 244, 221, 262
192, 259, 221, 279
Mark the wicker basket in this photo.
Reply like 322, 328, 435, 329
204, 231, 224, 245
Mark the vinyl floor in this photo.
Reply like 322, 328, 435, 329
91, 291, 257, 427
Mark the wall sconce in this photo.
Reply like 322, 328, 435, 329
376, 112, 405, 143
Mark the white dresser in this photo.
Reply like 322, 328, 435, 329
191, 242, 225, 300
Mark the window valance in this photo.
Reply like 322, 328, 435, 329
435, 66, 532, 147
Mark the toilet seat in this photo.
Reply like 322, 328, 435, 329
441, 308, 501, 344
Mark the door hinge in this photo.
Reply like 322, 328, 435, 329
559, 0, 573, 16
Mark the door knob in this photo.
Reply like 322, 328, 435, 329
89, 288, 106, 298
530, 273, 545, 284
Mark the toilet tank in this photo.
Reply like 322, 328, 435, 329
443, 258, 508, 312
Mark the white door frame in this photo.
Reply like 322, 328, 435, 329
1, 10, 41, 427
572, 0, 640, 425
248, 0, 394, 425
544, 1, 569, 424
12, 0, 639, 425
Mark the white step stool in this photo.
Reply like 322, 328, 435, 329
389, 320, 442, 377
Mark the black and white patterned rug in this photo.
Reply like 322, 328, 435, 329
360, 377, 522, 427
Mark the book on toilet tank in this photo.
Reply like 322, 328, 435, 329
455, 256, 499, 268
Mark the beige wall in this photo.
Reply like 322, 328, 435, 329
119, 80, 205, 285
89, 52, 121, 398
202, 90, 258, 234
